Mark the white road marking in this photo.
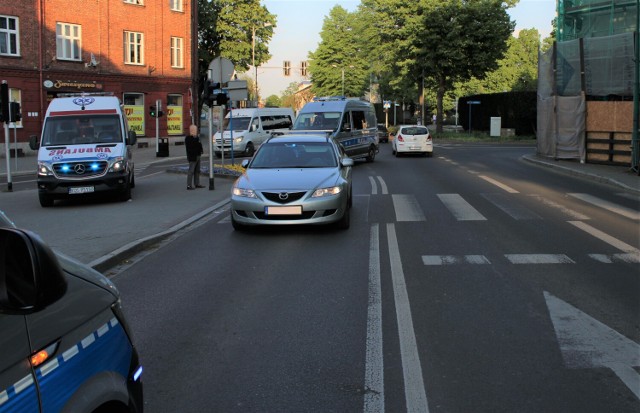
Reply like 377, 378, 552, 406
422, 255, 491, 265
569, 193, 640, 221
478, 175, 519, 193
528, 194, 590, 220
393, 194, 426, 222
589, 253, 640, 264
438, 194, 487, 221
369, 176, 378, 195
387, 223, 430, 412
505, 254, 575, 264
545, 291, 640, 399
377, 176, 389, 195
364, 224, 384, 413
568, 221, 640, 254
482, 193, 542, 220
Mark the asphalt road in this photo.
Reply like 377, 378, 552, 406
102, 143, 639, 412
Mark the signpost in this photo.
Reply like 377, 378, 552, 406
467, 100, 481, 134
207, 57, 235, 190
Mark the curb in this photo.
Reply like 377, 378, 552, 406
521, 155, 640, 195
88, 198, 231, 273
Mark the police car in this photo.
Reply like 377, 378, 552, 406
0, 210, 143, 412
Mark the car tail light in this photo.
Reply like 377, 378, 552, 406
426, 133, 432, 142
397, 135, 404, 142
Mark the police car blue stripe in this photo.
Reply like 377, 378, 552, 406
40, 358, 59, 377
0, 317, 122, 410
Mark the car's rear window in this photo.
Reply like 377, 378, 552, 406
401, 127, 428, 135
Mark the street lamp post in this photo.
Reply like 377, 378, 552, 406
332, 64, 354, 96
252, 22, 272, 107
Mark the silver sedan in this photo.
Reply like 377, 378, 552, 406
230, 134, 354, 230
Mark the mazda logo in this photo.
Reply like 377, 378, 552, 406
278, 192, 289, 200
74, 164, 86, 174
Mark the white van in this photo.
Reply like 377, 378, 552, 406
213, 107, 294, 157
29, 94, 138, 207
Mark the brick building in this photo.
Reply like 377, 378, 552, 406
0, 0, 196, 153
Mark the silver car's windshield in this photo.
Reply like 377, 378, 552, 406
251, 142, 338, 168
41, 115, 123, 146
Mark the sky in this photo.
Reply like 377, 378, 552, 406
258, 0, 557, 98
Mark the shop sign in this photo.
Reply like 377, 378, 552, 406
166, 106, 183, 135
43, 79, 103, 90
124, 105, 144, 136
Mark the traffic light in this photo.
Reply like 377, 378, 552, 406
157, 108, 164, 117
149, 105, 156, 117
0, 82, 8, 123
215, 92, 229, 106
9, 102, 20, 122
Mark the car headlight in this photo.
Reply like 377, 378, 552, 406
234, 137, 243, 144
110, 157, 125, 172
37, 162, 53, 176
233, 187, 256, 198
312, 186, 341, 198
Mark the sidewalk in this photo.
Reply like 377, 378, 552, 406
521, 154, 639, 195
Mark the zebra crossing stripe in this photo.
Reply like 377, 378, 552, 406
569, 194, 640, 221
422, 255, 491, 265
505, 254, 575, 264
392, 194, 426, 222
437, 194, 486, 221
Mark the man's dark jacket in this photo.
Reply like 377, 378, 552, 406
185, 135, 203, 162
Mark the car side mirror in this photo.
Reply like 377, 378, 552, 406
341, 157, 354, 167
0, 228, 67, 313
241, 159, 250, 168
126, 130, 138, 146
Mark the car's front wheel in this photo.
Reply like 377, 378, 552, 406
39, 193, 54, 207
244, 143, 255, 157
336, 203, 350, 230
365, 146, 376, 162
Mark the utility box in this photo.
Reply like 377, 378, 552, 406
490, 117, 501, 137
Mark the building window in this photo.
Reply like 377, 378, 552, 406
56, 22, 81, 61
170, 37, 183, 68
169, 0, 183, 12
283, 61, 291, 76
124, 31, 144, 65
0, 16, 19, 56
300, 61, 308, 77
124, 0, 144, 5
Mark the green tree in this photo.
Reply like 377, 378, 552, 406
265, 95, 282, 107
308, 6, 369, 98
418, 1, 515, 132
196, 0, 276, 115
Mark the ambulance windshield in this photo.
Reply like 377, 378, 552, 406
42, 115, 122, 146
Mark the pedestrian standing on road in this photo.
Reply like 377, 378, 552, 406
185, 124, 204, 190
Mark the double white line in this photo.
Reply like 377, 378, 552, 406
365, 223, 430, 413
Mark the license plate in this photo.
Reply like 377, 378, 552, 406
69, 186, 95, 194
265, 205, 302, 215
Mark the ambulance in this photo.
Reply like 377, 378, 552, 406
29, 94, 138, 207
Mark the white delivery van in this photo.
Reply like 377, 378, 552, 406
292, 96, 378, 162
29, 94, 138, 207
213, 107, 294, 157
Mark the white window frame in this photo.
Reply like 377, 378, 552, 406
283, 61, 291, 76
124, 0, 144, 5
170, 37, 184, 68
56, 22, 81, 61
9, 88, 22, 128
169, 0, 183, 12
0, 15, 19, 56
124, 31, 144, 65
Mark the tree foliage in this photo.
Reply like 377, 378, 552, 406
196, 0, 276, 116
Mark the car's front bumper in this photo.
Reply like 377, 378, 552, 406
231, 193, 348, 226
